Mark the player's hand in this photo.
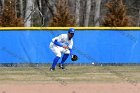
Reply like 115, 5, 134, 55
63, 46, 69, 49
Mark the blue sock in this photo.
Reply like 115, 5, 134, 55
52, 56, 60, 69
60, 54, 69, 65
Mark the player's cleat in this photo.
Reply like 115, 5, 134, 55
50, 68, 55, 71
58, 63, 65, 69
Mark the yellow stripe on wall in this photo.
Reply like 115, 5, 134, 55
0, 27, 140, 30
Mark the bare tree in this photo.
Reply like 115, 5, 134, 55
75, 0, 80, 26
1, 0, 4, 7
38, 0, 42, 11
24, 0, 34, 27
0, 0, 2, 12
45, 0, 56, 17
84, 0, 91, 26
1, 0, 140, 27
32, 0, 45, 26
42, 0, 51, 26
137, 9, 140, 26
0, 0, 4, 11
14, 0, 17, 17
19, 0, 23, 18
0, 0, 2, 7
94, 0, 101, 26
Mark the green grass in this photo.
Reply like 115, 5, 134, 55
0, 65, 140, 84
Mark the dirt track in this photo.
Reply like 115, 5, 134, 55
0, 66, 140, 93
0, 83, 140, 93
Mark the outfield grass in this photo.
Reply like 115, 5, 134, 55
0, 65, 140, 84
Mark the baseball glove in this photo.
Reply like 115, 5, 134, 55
71, 55, 78, 61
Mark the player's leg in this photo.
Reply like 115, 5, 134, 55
49, 45, 61, 71
59, 48, 70, 69
51, 56, 60, 70
59, 54, 69, 69
61, 54, 69, 65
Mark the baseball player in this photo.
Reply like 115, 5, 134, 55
49, 28, 75, 71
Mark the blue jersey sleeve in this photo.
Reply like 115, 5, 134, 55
53, 40, 63, 47
69, 49, 73, 56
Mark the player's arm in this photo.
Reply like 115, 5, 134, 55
69, 41, 78, 61
52, 35, 68, 49
53, 40, 63, 47
53, 40, 68, 49
69, 49, 73, 57
52, 35, 63, 47
68, 40, 73, 57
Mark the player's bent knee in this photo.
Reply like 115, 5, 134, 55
56, 53, 61, 57
65, 50, 70, 54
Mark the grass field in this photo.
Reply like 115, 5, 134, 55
0, 65, 140, 84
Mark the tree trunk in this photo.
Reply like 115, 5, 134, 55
15, 0, 17, 17
39, 0, 42, 11
137, 9, 140, 26
2, 0, 4, 7
45, 0, 56, 17
50, 0, 56, 16
24, 0, 34, 27
0, 0, 2, 12
94, 0, 101, 26
75, 0, 80, 26
84, 0, 91, 27
36, 0, 42, 11
34, 0, 43, 26
0, 0, 4, 10
42, 0, 50, 26
19, 0, 23, 18
0, 0, 2, 7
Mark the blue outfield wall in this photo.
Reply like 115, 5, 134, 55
0, 29, 140, 64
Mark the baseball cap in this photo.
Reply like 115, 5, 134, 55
68, 28, 75, 34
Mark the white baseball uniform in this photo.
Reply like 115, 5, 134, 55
49, 34, 73, 57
